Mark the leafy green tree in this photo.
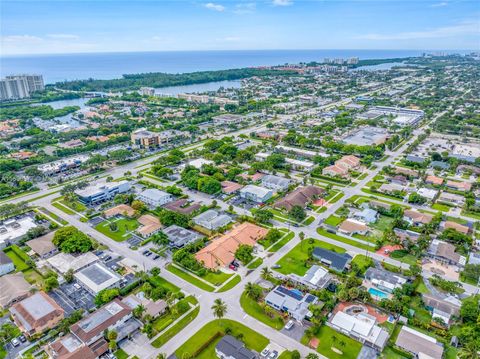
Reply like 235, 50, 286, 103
235, 244, 254, 264
254, 209, 274, 224
289, 205, 306, 222
52, 226, 94, 253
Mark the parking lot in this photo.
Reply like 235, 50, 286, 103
0, 316, 30, 359
126, 235, 143, 248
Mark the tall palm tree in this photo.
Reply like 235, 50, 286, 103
245, 282, 257, 299
211, 298, 227, 319
261, 267, 271, 280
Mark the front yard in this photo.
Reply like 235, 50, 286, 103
95, 217, 139, 241
240, 292, 284, 330
301, 325, 362, 359
275, 238, 346, 276
175, 319, 269, 359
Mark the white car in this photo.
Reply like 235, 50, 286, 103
260, 348, 270, 357
11, 338, 20, 347
284, 319, 295, 330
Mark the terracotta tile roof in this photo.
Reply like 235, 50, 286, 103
425, 175, 444, 185
221, 181, 244, 194
444, 221, 469, 234
103, 204, 135, 218
195, 222, 268, 269
446, 180, 472, 191
403, 210, 433, 224
137, 214, 162, 236
338, 219, 368, 234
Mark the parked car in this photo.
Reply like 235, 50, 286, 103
19, 335, 26, 343
260, 348, 270, 358
284, 320, 295, 330
229, 264, 237, 271
153, 255, 160, 260
269, 350, 278, 359
11, 338, 20, 347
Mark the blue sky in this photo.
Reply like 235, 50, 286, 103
1, 1, 479, 55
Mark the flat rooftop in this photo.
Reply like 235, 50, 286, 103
74, 262, 121, 294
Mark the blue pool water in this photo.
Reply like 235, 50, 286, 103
368, 288, 389, 299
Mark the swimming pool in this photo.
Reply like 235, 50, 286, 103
368, 287, 389, 299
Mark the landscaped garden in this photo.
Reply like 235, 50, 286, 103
240, 291, 284, 330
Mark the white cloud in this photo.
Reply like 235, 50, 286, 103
1, 34, 42, 43
46, 34, 80, 40
356, 20, 479, 40
234, 2, 256, 14
430, 2, 448, 8
204, 2, 225, 12
272, 0, 293, 6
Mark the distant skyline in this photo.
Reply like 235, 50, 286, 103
1, 0, 479, 55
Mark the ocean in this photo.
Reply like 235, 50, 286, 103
0, 49, 462, 84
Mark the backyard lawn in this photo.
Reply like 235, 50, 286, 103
371, 215, 395, 232
301, 325, 362, 359
390, 250, 418, 266
3, 245, 31, 271
95, 217, 139, 241
175, 319, 269, 358
324, 215, 344, 227
275, 238, 345, 276
240, 292, 284, 330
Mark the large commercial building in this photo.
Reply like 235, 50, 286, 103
75, 180, 131, 205
0, 74, 45, 101
131, 128, 188, 149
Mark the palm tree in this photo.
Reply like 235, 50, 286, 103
211, 298, 227, 319
133, 304, 145, 319
331, 334, 337, 344
458, 341, 479, 359
339, 340, 346, 348
156, 354, 167, 359
245, 282, 258, 299
261, 267, 271, 280
306, 353, 319, 359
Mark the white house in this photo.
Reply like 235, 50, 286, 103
0, 252, 14, 276
239, 185, 273, 203
261, 174, 291, 192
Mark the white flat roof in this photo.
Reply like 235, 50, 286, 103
0, 217, 37, 245
188, 158, 214, 169
47, 252, 98, 274
74, 262, 121, 294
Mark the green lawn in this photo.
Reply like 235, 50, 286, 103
324, 215, 344, 227
275, 238, 345, 276
51, 201, 76, 215
23, 268, 46, 288
371, 215, 395, 232
148, 275, 180, 293
3, 246, 31, 271
240, 292, 284, 330
202, 270, 233, 286
351, 254, 374, 275
415, 279, 430, 294
175, 319, 269, 358
217, 275, 241, 292
95, 217, 139, 242
114, 349, 129, 359
278, 351, 298, 359
270, 231, 295, 252
303, 216, 315, 225
151, 306, 200, 348
166, 264, 215, 292
390, 250, 418, 266
247, 257, 263, 269
302, 325, 362, 359
58, 198, 87, 212
381, 346, 410, 359
316, 228, 374, 252
432, 203, 452, 212
152, 297, 194, 333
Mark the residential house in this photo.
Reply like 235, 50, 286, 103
195, 222, 267, 269
137, 188, 173, 209
239, 185, 273, 203
328, 310, 389, 350
274, 185, 325, 211
164, 199, 201, 215
265, 286, 318, 322
403, 210, 433, 226
422, 293, 461, 325
417, 187, 438, 201
364, 267, 407, 297
26, 231, 58, 259
163, 225, 202, 248
46, 252, 98, 275
430, 161, 450, 170
136, 214, 162, 238
353, 208, 378, 224
70, 299, 139, 356
338, 219, 369, 236
45, 334, 97, 359
425, 175, 444, 186
437, 192, 465, 207
193, 209, 232, 231
378, 183, 404, 195
393, 228, 420, 242
261, 174, 291, 192
288, 265, 331, 290
395, 167, 419, 178
446, 180, 472, 192
215, 335, 256, 359
103, 204, 136, 218
0, 273, 32, 309
10, 291, 65, 336
312, 247, 352, 272
442, 221, 470, 235
395, 326, 444, 359
220, 181, 244, 194
388, 175, 408, 186
285, 158, 315, 172
0, 252, 14, 276
122, 294, 167, 319
405, 155, 426, 164
427, 239, 465, 267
